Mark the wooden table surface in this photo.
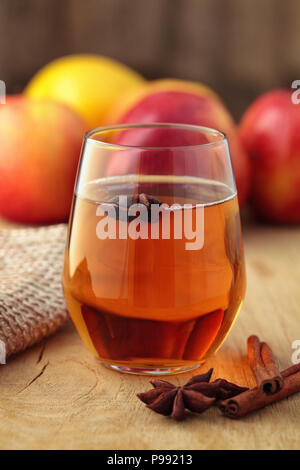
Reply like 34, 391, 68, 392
0, 217, 300, 450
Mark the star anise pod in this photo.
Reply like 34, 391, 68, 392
137, 368, 248, 421
105, 193, 162, 222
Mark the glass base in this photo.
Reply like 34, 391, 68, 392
99, 361, 204, 376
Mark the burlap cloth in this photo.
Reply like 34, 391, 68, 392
0, 224, 69, 358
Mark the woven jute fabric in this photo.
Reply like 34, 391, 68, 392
0, 224, 69, 357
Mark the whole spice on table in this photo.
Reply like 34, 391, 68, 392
137, 335, 300, 421
219, 350, 300, 419
137, 368, 248, 420
247, 335, 283, 394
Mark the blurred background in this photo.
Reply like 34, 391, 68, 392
0, 0, 299, 120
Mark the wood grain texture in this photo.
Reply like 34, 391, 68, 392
0, 221, 299, 450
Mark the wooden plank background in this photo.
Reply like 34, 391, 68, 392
0, 0, 299, 119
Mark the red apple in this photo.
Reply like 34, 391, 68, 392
106, 79, 251, 208
0, 96, 85, 223
239, 89, 300, 223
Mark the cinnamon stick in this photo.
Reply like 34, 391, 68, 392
219, 363, 300, 419
282, 363, 300, 378
247, 335, 283, 394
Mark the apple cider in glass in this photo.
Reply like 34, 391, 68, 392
63, 124, 246, 375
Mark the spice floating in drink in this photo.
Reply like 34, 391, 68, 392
63, 175, 246, 372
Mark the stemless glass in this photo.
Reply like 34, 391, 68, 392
63, 123, 246, 375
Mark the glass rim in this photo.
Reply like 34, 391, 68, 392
85, 122, 227, 150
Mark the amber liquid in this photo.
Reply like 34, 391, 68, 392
63, 175, 246, 372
